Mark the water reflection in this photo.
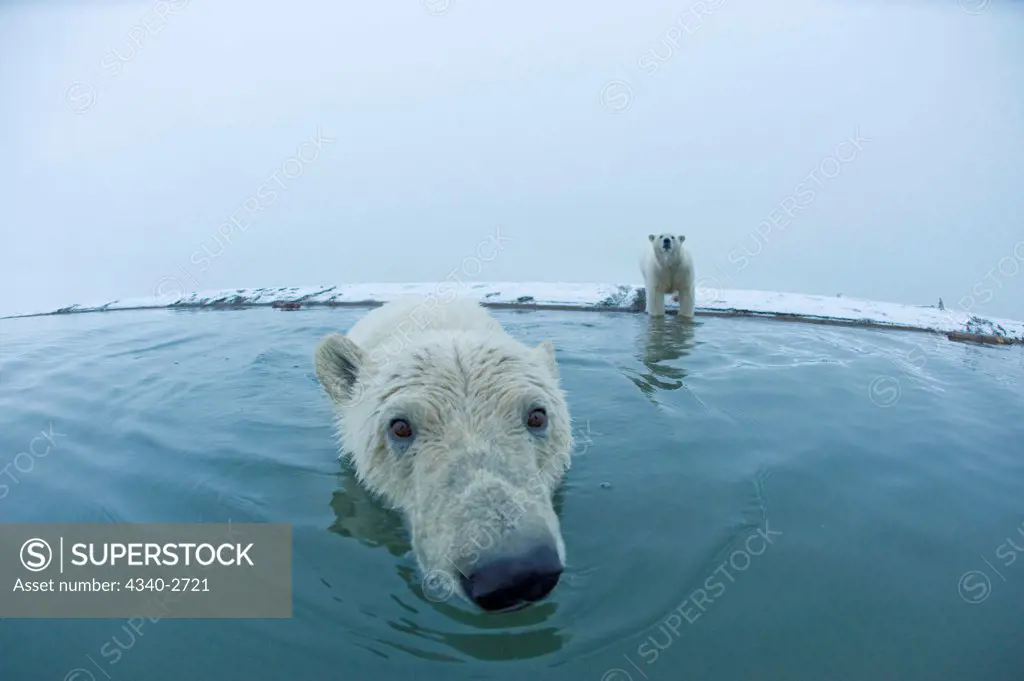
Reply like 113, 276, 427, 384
328, 461, 409, 558
627, 315, 697, 398
327, 458, 570, 662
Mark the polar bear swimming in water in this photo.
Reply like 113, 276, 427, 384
640, 233, 695, 318
313, 297, 574, 612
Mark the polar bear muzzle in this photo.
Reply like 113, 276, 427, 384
458, 525, 563, 612
410, 449, 568, 612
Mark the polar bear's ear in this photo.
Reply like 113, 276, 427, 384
648, 234, 656, 242
315, 333, 366, 403
535, 340, 559, 378
678, 234, 686, 242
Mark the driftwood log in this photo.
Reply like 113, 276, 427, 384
946, 331, 1018, 345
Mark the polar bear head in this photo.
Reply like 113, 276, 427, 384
649, 233, 686, 260
315, 327, 574, 612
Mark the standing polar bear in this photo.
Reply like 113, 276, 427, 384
314, 297, 574, 612
640, 233, 695, 318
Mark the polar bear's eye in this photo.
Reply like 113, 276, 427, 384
389, 419, 413, 439
526, 408, 547, 430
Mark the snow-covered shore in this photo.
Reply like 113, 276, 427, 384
3, 282, 1022, 343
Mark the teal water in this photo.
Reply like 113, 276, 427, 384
1, 307, 1022, 681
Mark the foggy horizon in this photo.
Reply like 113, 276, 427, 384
3, 0, 1023, 321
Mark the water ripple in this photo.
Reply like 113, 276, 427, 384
1, 307, 1022, 680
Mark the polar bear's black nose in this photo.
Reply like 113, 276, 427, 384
459, 544, 563, 611
662, 237, 671, 248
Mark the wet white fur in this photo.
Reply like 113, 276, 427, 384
313, 297, 573, 600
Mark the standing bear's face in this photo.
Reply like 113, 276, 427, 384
649, 233, 686, 259
315, 330, 574, 612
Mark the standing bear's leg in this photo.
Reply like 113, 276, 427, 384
676, 268, 695, 318
677, 287, 695, 319
646, 283, 665, 316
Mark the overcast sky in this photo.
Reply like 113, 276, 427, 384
2, 0, 1023, 320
